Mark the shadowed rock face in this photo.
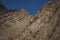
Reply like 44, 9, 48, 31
0, 4, 7, 10
0, 1, 60, 40
0, 4, 8, 15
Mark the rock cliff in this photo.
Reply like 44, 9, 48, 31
0, 0, 60, 40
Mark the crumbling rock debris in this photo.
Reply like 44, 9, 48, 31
0, 1, 60, 40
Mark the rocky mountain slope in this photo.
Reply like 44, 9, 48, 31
0, 0, 60, 40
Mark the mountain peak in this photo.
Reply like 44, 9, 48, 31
21, 8, 26, 11
18, 8, 30, 16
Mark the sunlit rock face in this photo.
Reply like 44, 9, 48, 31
0, 1, 60, 40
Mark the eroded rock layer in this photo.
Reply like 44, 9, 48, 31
0, 0, 60, 40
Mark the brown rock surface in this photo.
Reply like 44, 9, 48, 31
0, 1, 60, 40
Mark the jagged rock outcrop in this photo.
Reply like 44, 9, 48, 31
0, 0, 60, 40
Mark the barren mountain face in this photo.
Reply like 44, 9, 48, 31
0, 0, 60, 40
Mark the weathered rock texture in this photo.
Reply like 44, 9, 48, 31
0, 0, 60, 40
